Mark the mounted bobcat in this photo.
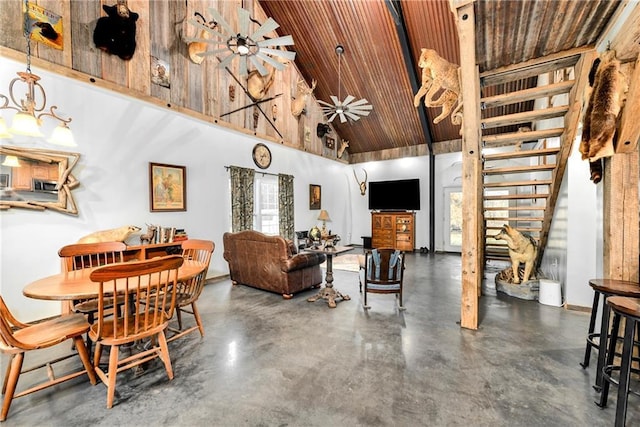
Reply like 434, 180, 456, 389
413, 48, 462, 126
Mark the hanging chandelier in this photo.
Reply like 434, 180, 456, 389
319, 45, 373, 123
0, 0, 76, 147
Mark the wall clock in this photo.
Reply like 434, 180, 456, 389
252, 143, 272, 169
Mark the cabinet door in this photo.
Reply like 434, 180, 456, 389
12, 163, 32, 190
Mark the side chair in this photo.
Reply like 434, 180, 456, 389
0, 295, 97, 421
88, 255, 184, 409
58, 241, 127, 355
167, 239, 214, 343
360, 248, 406, 310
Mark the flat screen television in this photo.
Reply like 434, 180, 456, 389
368, 179, 420, 211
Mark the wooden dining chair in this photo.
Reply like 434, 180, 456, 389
167, 239, 214, 342
88, 255, 184, 409
0, 295, 97, 421
360, 248, 406, 310
58, 242, 127, 354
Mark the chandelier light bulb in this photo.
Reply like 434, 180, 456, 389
0, 117, 12, 139
1, 155, 21, 168
9, 111, 43, 137
48, 123, 77, 147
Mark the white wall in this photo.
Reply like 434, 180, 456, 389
0, 58, 433, 321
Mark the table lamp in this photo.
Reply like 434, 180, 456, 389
317, 209, 331, 236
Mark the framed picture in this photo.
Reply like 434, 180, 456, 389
325, 136, 335, 149
149, 162, 186, 212
309, 184, 321, 210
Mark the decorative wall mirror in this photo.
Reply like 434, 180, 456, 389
0, 145, 80, 215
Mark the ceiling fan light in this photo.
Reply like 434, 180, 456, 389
236, 36, 250, 55
9, 112, 43, 137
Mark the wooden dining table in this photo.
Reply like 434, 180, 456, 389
23, 260, 207, 301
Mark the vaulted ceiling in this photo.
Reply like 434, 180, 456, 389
258, 0, 636, 157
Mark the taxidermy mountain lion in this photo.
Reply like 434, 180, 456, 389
495, 225, 538, 284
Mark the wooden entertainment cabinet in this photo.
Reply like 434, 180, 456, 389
371, 211, 415, 251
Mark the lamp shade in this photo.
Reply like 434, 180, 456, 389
1, 155, 21, 167
317, 210, 331, 222
48, 124, 77, 147
0, 117, 12, 139
9, 111, 43, 137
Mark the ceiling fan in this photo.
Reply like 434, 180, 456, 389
319, 45, 373, 123
186, 6, 296, 76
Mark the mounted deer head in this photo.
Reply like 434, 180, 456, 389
353, 169, 368, 196
337, 139, 349, 158
291, 79, 317, 117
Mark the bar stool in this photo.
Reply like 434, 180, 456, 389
597, 296, 640, 426
580, 279, 640, 391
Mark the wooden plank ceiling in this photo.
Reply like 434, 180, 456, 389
258, 0, 622, 156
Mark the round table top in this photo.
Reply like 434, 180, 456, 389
23, 260, 206, 301
589, 278, 640, 297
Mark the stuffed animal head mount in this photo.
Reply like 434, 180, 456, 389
93, 2, 139, 60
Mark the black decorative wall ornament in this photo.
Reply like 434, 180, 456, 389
93, 2, 139, 60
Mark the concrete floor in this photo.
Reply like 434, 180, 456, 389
3, 252, 638, 426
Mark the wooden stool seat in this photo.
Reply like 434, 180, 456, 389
597, 296, 640, 426
581, 279, 640, 392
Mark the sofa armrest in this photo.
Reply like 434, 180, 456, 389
281, 252, 326, 273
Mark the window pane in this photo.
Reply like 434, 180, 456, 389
256, 176, 279, 235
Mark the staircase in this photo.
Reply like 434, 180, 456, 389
478, 49, 592, 265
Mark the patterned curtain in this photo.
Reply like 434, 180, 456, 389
229, 166, 255, 232
278, 173, 294, 240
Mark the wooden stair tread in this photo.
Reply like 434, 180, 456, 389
484, 179, 553, 187
484, 217, 545, 222
482, 127, 564, 147
484, 164, 556, 175
481, 105, 569, 130
481, 80, 574, 109
486, 226, 541, 232
484, 206, 546, 211
484, 193, 549, 200
483, 147, 561, 161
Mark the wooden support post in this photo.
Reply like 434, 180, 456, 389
603, 151, 639, 281
615, 56, 640, 154
452, 0, 482, 330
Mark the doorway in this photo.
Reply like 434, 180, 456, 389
444, 187, 462, 252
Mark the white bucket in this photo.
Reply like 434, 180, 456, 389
538, 279, 563, 307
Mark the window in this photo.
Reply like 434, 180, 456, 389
254, 175, 279, 234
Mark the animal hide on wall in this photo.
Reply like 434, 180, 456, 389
579, 50, 628, 172
93, 3, 139, 60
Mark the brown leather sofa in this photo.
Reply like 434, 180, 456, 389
223, 230, 326, 298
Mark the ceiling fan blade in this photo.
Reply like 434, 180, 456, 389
187, 18, 226, 41
342, 95, 355, 106
349, 104, 374, 112
318, 100, 334, 107
327, 112, 338, 122
197, 48, 232, 57
339, 112, 347, 123
249, 56, 269, 76
258, 47, 296, 61
349, 109, 371, 117
238, 55, 248, 76
237, 7, 250, 36
345, 112, 362, 122
255, 52, 286, 70
208, 7, 236, 37
330, 95, 340, 106
217, 53, 237, 70
250, 17, 280, 40
348, 98, 371, 107
257, 35, 294, 47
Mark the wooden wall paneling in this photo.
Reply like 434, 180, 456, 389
128, 0, 150, 95
184, 0, 205, 113
616, 57, 640, 154
169, 0, 188, 109
603, 151, 640, 282
149, 0, 171, 103
0, 1, 25, 52
454, 0, 481, 330
69, 1, 101, 77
